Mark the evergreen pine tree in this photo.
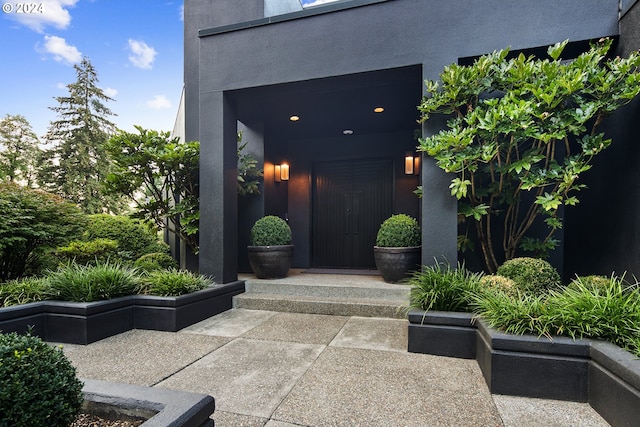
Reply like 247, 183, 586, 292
0, 114, 41, 187
40, 57, 123, 213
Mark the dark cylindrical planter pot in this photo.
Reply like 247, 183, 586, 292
247, 245, 294, 279
374, 246, 421, 283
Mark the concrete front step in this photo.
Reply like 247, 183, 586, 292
244, 280, 410, 300
232, 293, 407, 318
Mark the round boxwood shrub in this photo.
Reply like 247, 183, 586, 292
567, 275, 612, 291
0, 332, 84, 426
479, 274, 518, 298
496, 257, 561, 295
250, 216, 292, 246
134, 252, 178, 272
376, 214, 421, 247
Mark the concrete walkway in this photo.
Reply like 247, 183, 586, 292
58, 309, 610, 427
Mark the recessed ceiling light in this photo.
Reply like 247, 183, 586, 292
374, 107, 384, 113
289, 115, 300, 121
343, 129, 354, 135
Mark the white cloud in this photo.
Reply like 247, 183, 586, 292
179, 5, 184, 21
40, 35, 82, 64
56, 82, 66, 90
146, 95, 172, 110
128, 39, 157, 69
103, 87, 118, 98
4, 0, 78, 33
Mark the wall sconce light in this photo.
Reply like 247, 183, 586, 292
275, 163, 290, 182
404, 153, 420, 175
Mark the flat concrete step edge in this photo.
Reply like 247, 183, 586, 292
233, 293, 407, 319
244, 281, 410, 300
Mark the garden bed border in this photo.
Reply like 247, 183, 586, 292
408, 309, 640, 427
0, 281, 245, 344
82, 378, 215, 427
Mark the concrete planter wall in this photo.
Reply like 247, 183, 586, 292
0, 281, 245, 344
407, 310, 476, 359
408, 309, 640, 427
82, 379, 215, 427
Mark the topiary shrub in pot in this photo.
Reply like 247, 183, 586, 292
0, 331, 84, 426
374, 214, 421, 283
248, 215, 293, 279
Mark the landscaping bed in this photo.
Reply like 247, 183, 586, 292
408, 309, 640, 427
80, 379, 214, 427
0, 281, 245, 344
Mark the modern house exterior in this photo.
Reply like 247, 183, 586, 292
184, 0, 640, 283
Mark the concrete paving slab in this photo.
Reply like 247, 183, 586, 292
493, 395, 610, 427
213, 410, 267, 427
264, 421, 302, 427
57, 330, 230, 386
181, 308, 277, 337
329, 316, 408, 353
272, 346, 502, 427
156, 337, 325, 419
241, 312, 349, 344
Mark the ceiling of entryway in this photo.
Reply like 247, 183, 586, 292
229, 65, 423, 140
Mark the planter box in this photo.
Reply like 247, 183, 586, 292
476, 319, 590, 402
0, 281, 245, 344
82, 378, 215, 427
134, 281, 245, 332
408, 309, 640, 427
407, 310, 476, 359
588, 341, 640, 427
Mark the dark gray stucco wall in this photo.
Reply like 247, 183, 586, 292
189, 0, 620, 280
564, 1, 640, 279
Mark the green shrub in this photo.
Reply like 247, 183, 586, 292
478, 275, 518, 298
84, 214, 168, 262
56, 238, 119, 265
471, 291, 548, 336
376, 214, 421, 247
137, 269, 210, 296
0, 183, 85, 280
134, 252, 178, 272
567, 275, 611, 291
0, 332, 84, 426
408, 262, 483, 312
496, 257, 561, 295
46, 261, 139, 302
0, 277, 49, 307
472, 275, 640, 357
544, 276, 640, 354
250, 216, 291, 246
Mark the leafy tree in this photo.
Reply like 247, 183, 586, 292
39, 56, 123, 213
0, 114, 41, 186
0, 183, 85, 280
418, 39, 640, 273
237, 131, 263, 196
105, 126, 200, 253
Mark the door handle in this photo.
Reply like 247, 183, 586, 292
345, 208, 351, 235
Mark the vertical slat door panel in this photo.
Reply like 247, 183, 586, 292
312, 159, 392, 268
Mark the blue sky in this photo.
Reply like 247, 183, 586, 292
0, 0, 337, 139
1, 1, 184, 139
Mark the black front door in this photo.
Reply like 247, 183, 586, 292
312, 158, 393, 269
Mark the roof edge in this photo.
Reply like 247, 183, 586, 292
199, 0, 392, 38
